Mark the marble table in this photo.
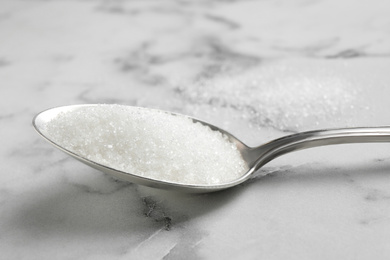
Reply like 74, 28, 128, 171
1, 0, 390, 259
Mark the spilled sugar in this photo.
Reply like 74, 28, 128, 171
44, 105, 248, 185
176, 60, 362, 132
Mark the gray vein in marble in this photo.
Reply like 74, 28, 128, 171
96, 0, 190, 18
273, 39, 390, 59
272, 38, 340, 57
0, 112, 14, 120
66, 177, 130, 195
326, 49, 390, 59
115, 35, 260, 86
78, 88, 139, 105
374, 157, 390, 163
96, 2, 131, 15
204, 13, 240, 29
359, 217, 388, 226
364, 189, 390, 202
194, 38, 260, 79
142, 197, 174, 231
115, 48, 171, 86
117, 42, 182, 67
326, 49, 366, 59
338, 163, 390, 217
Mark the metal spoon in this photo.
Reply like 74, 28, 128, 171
33, 104, 390, 193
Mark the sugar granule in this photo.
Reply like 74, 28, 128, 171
44, 105, 248, 185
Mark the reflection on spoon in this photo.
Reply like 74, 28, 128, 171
33, 104, 390, 193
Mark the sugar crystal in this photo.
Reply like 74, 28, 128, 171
45, 105, 248, 185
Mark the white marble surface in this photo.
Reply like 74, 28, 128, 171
1, 0, 390, 259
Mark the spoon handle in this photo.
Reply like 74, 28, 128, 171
250, 127, 390, 170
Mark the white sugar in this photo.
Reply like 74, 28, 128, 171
44, 105, 248, 185
177, 60, 362, 131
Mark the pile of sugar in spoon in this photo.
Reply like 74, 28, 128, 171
44, 105, 248, 185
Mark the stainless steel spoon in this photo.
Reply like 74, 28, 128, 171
33, 104, 390, 193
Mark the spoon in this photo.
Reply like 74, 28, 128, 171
33, 104, 390, 193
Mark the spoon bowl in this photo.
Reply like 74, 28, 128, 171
33, 104, 390, 193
